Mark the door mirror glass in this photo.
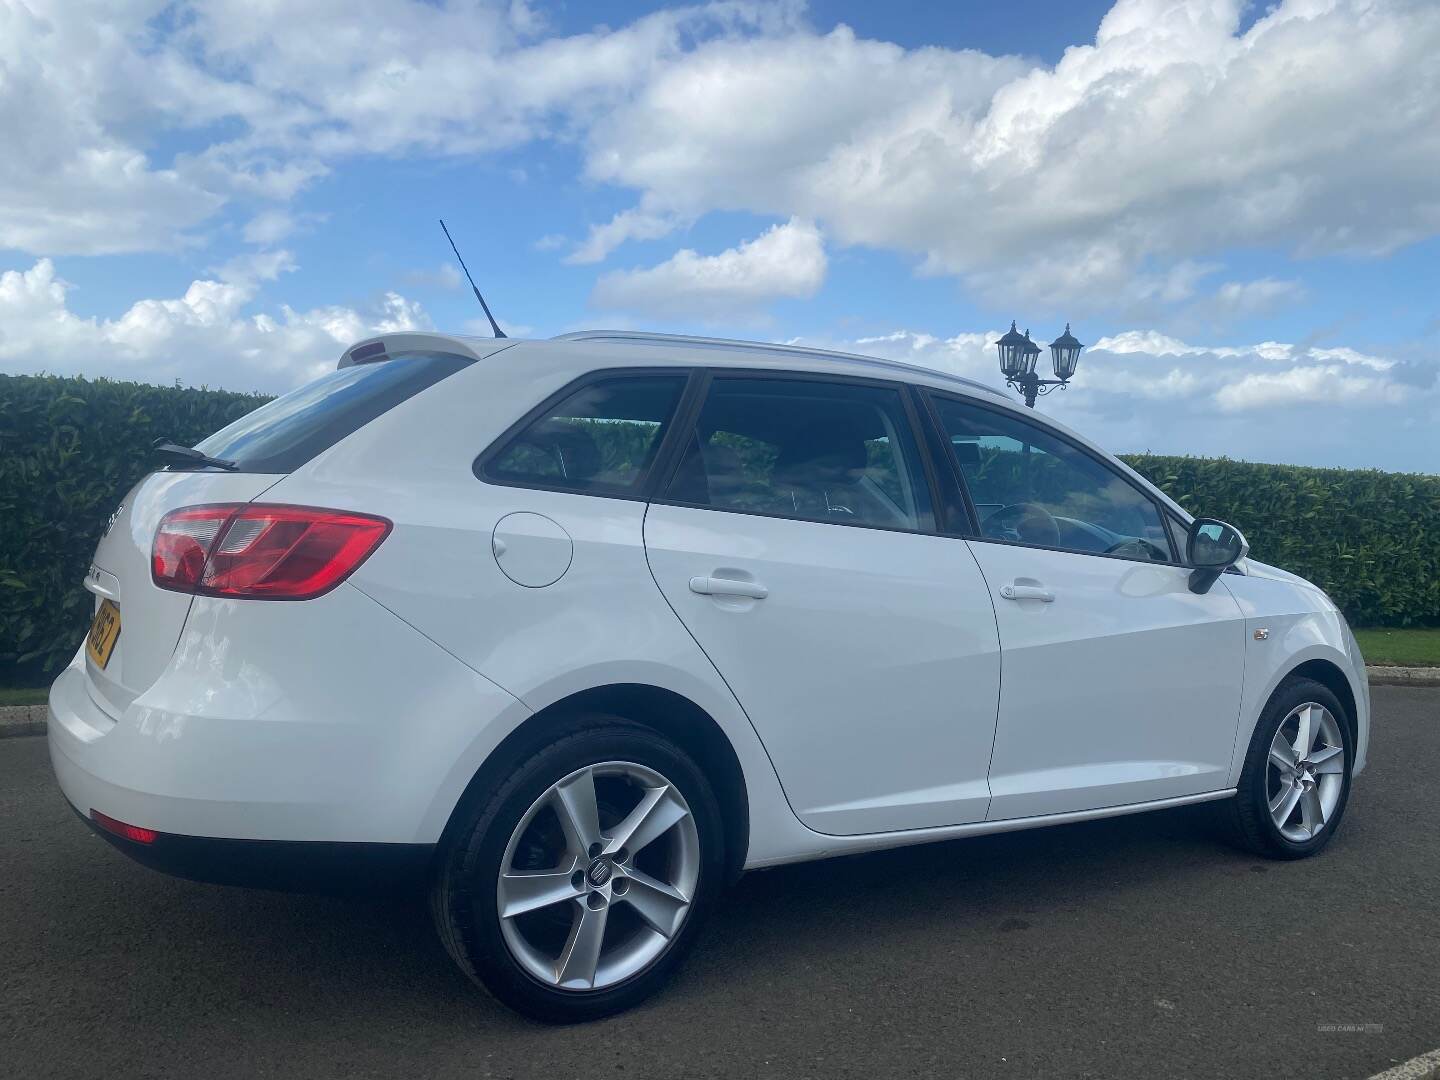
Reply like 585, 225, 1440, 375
1187, 518, 1248, 569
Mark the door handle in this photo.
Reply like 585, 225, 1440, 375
999, 582, 1054, 602
689, 575, 768, 600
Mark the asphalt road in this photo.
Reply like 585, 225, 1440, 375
3, 687, 1437, 1080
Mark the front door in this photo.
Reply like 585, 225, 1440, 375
925, 392, 1247, 820
644, 374, 1002, 836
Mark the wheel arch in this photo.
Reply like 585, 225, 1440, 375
1286, 658, 1358, 752
1228, 634, 1366, 787
436, 682, 750, 884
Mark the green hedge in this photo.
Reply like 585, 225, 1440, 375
1, 373, 1435, 686
0, 374, 268, 685
1122, 454, 1440, 629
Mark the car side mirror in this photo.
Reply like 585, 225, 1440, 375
1186, 518, 1248, 594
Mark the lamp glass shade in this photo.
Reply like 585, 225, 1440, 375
1022, 334, 1042, 376
995, 322, 1030, 379
1049, 324, 1083, 380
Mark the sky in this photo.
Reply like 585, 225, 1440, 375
1, 0, 1437, 472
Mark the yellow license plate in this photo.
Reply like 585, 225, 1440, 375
86, 599, 121, 670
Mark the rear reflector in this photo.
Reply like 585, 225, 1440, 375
91, 809, 157, 845
152, 503, 391, 600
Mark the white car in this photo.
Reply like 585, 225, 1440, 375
48, 330, 1369, 1021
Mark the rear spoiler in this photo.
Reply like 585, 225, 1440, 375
338, 332, 519, 369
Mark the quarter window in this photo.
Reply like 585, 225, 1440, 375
929, 395, 1171, 562
664, 377, 932, 531
484, 375, 686, 495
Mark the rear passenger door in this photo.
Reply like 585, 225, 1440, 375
643, 373, 1002, 836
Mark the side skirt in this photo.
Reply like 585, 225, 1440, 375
744, 788, 1235, 871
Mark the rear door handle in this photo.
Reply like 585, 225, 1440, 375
999, 582, 1054, 602
689, 575, 768, 600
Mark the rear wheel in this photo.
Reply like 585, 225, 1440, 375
431, 719, 724, 1022
1219, 676, 1353, 859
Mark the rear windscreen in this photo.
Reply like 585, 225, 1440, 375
194, 351, 473, 473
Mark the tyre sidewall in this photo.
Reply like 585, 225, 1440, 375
437, 720, 725, 1022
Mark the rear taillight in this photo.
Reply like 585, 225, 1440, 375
152, 503, 391, 600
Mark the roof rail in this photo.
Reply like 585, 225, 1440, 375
552, 329, 1005, 398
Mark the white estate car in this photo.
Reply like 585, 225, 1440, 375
49, 330, 1369, 1021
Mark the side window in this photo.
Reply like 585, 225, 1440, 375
928, 395, 1172, 562
483, 374, 686, 495
664, 377, 932, 531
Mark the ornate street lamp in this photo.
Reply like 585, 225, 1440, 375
994, 320, 1084, 407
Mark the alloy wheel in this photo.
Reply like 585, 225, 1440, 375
1265, 702, 1345, 843
497, 761, 700, 991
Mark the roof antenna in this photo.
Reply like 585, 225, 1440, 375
439, 218, 506, 338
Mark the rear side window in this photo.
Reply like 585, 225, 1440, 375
663, 377, 933, 531
482, 374, 687, 495
196, 351, 474, 473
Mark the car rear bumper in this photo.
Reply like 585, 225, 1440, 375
48, 583, 531, 864
66, 799, 433, 892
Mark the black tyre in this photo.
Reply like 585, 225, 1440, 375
430, 717, 725, 1022
1218, 676, 1353, 860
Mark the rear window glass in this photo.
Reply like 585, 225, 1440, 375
482, 374, 686, 495
195, 351, 473, 473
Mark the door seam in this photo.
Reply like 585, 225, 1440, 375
640, 501, 808, 828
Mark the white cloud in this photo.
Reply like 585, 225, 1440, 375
1213, 277, 1306, 317
0, 0, 797, 256
0, 259, 430, 392
241, 210, 297, 247
592, 218, 826, 317
584, 0, 1440, 306
6, 0, 1439, 318
796, 325, 1438, 471
402, 263, 465, 291
566, 207, 684, 265
1215, 365, 1407, 411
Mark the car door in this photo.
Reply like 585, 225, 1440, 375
643, 373, 1002, 836
923, 392, 1247, 820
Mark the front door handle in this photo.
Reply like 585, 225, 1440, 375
689, 575, 768, 600
999, 582, 1054, 602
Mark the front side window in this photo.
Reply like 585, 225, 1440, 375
484, 374, 686, 495
664, 377, 932, 531
928, 395, 1171, 562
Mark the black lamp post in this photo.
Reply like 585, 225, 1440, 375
995, 321, 1084, 407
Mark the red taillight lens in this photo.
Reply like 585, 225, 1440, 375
152, 504, 391, 600
91, 809, 157, 845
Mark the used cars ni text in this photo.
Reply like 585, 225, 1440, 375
49, 330, 1369, 1021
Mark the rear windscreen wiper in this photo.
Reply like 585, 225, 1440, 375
152, 438, 238, 471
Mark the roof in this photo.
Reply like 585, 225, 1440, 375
551, 330, 1006, 398
338, 327, 1005, 399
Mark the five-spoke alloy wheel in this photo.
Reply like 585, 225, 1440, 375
497, 761, 700, 991
1222, 676, 1353, 860
430, 718, 724, 1022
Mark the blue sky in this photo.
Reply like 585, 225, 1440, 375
1, 0, 1437, 471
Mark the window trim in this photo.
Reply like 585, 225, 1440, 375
648, 367, 944, 537
473, 367, 701, 501
920, 388, 1182, 566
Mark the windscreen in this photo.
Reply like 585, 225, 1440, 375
194, 351, 473, 473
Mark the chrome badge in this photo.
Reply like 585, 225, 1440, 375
102, 502, 124, 538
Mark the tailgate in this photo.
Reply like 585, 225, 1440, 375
83, 470, 282, 717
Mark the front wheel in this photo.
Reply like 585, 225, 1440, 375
1219, 676, 1354, 860
430, 720, 725, 1022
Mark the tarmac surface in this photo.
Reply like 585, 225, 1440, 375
3, 686, 1437, 1079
